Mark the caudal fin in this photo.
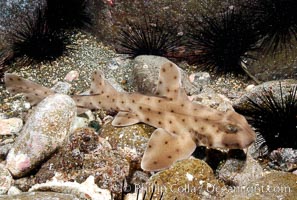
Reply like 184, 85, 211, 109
4, 74, 55, 106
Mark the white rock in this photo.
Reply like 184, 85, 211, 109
29, 175, 111, 200
6, 94, 76, 178
7, 186, 22, 196
0, 118, 23, 135
0, 164, 13, 195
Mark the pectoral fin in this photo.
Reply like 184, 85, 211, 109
112, 111, 140, 126
141, 128, 196, 171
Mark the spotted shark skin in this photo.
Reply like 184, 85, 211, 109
5, 62, 256, 171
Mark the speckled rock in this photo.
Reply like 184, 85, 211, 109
190, 93, 234, 112
144, 158, 225, 199
35, 127, 129, 198
268, 148, 297, 172
233, 79, 297, 111
0, 192, 79, 200
0, 164, 13, 195
5, 94, 76, 178
217, 154, 264, 187
29, 176, 111, 200
132, 55, 201, 95
223, 172, 297, 200
189, 72, 211, 86
51, 82, 72, 94
99, 121, 154, 162
0, 118, 23, 135
71, 117, 90, 132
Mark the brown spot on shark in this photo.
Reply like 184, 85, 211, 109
4, 62, 256, 171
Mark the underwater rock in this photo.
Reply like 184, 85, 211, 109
189, 93, 234, 112
64, 70, 79, 82
216, 154, 264, 186
143, 158, 225, 199
0, 118, 23, 136
71, 117, 90, 132
29, 176, 111, 200
0, 192, 79, 200
100, 121, 154, 163
132, 55, 201, 95
0, 164, 13, 195
50, 81, 72, 94
223, 172, 297, 200
189, 72, 211, 86
35, 127, 129, 198
233, 79, 297, 110
268, 148, 297, 172
7, 186, 22, 196
5, 94, 76, 178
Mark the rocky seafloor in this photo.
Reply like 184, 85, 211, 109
0, 32, 297, 200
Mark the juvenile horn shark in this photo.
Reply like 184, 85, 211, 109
5, 62, 256, 171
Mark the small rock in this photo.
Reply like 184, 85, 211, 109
7, 186, 22, 196
223, 172, 297, 200
268, 148, 297, 172
64, 70, 79, 82
29, 176, 112, 200
144, 158, 225, 199
100, 122, 154, 162
35, 127, 128, 198
51, 81, 72, 94
190, 93, 234, 112
71, 117, 89, 132
189, 72, 211, 86
233, 79, 297, 111
6, 94, 76, 178
0, 118, 23, 135
132, 55, 201, 95
217, 154, 264, 186
0, 164, 13, 195
0, 143, 13, 160
0, 192, 79, 200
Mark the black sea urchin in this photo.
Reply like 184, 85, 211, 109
8, 8, 71, 65
117, 16, 183, 58
242, 83, 297, 150
45, 0, 92, 30
251, 0, 297, 54
187, 9, 258, 74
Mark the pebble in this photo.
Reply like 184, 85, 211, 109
7, 186, 22, 196
5, 94, 76, 178
0, 118, 23, 135
216, 154, 264, 186
0, 164, 13, 195
189, 72, 211, 86
64, 70, 79, 82
70, 117, 90, 133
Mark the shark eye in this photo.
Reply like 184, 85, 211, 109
225, 124, 238, 134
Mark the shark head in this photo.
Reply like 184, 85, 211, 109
208, 111, 256, 149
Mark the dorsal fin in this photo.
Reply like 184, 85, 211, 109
155, 62, 188, 101
4, 74, 54, 106
89, 70, 117, 95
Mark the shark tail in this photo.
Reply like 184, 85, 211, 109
4, 74, 55, 106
